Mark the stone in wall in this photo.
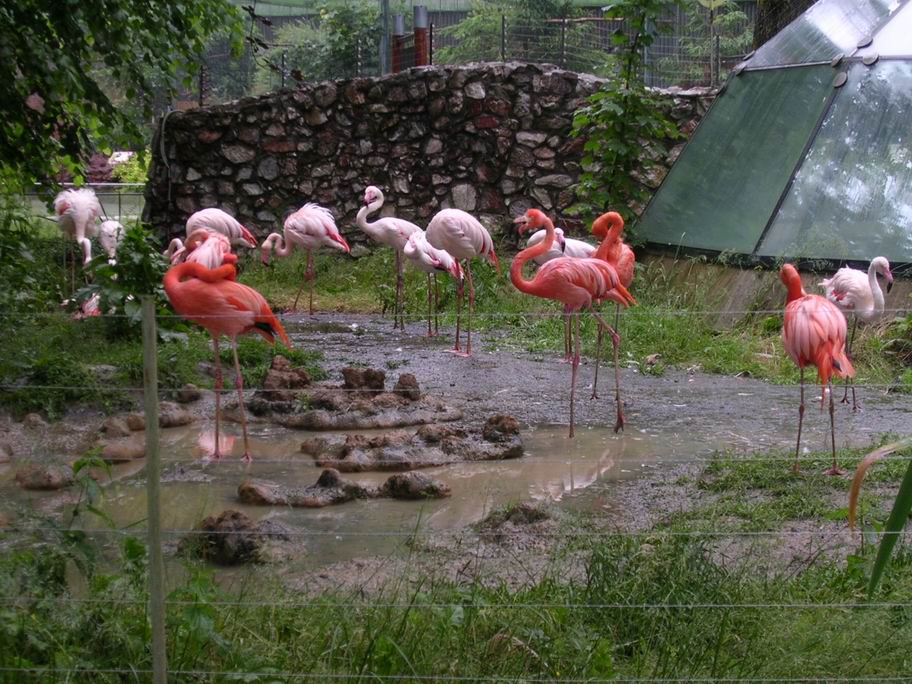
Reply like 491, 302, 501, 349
145, 62, 714, 246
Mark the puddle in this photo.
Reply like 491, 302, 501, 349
27, 421, 723, 572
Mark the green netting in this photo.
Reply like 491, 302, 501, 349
757, 61, 912, 261
635, 65, 833, 254
747, 0, 893, 68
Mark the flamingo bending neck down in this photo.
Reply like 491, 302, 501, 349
356, 186, 422, 330
819, 257, 893, 410
589, 211, 636, 416
781, 264, 854, 475
163, 262, 291, 461
402, 231, 463, 337
186, 208, 258, 249
54, 188, 101, 273
512, 209, 635, 437
262, 203, 350, 314
426, 208, 501, 356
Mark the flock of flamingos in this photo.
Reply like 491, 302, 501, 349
53, 186, 895, 472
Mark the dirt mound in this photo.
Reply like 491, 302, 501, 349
178, 509, 292, 565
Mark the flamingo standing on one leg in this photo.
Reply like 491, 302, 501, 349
525, 225, 596, 361
426, 208, 501, 356
512, 209, 635, 438
590, 212, 636, 430
819, 257, 893, 411
262, 203, 350, 314
781, 264, 855, 475
54, 188, 101, 272
356, 186, 422, 329
402, 231, 463, 336
163, 262, 291, 461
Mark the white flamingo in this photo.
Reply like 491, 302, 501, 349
426, 208, 500, 356
526, 227, 595, 264
355, 186, 422, 329
98, 220, 125, 263
54, 188, 101, 266
166, 208, 258, 258
819, 256, 894, 410
402, 231, 463, 337
261, 203, 350, 313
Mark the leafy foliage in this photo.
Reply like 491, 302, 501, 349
75, 223, 169, 337
0, 0, 241, 184
570, 0, 683, 227
109, 152, 150, 184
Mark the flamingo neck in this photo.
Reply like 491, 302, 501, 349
272, 232, 292, 257
785, 274, 806, 302
356, 197, 385, 236
511, 218, 555, 294
868, 262, 885, 313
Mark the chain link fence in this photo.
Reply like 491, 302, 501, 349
170, 1, 760, 112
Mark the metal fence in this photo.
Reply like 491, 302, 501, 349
27, 183, 146, 223
178, 2, 757, 111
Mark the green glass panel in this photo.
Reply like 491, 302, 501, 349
758, 62, 912, 262
636, 65, 833, 254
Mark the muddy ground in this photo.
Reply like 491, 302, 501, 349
2, 312, 911, 593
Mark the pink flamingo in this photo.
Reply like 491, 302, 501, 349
426, 208, 501, 356
261, 203, 350, 314
163, 262, 291, 461
356, 186, 422, 329
54, 188, 101, 266
781, 264, 855, 475
526, 226, 596, 264
590, 212, 636, 424
819, 257, 893, 410
168, 230, 238, 269
402, 231, 463, 337
512, 209, 635, 438
166, 208, 258, 259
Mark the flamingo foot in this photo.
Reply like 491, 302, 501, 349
590, 390, 599, 400
614, 411, 626, 434
242, 452, 253, 463
444, 349, 471, 358
852, 400, 862, 413
424, 331, 439, 339
825, 465, 846, 477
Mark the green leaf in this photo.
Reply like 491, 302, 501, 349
869, 455, 912, 596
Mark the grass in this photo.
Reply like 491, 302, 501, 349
238, 246, 911, 388
5, 440, 912, 680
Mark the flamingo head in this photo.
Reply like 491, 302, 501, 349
591, 211, 624, 240
873, 256, 893, 293
447, 259, 463, 281
780, 263, 806, 301
363, 185, 383, 206
330, 232, 351, 254
239, 224, 258, 248
555, 229, 567, 252
513, 209, 548, 235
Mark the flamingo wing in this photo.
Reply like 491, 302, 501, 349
783, 295, 853, 382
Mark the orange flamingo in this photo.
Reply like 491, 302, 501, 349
780, 264, 854, 475
512, 209, 635, 438
590, 212, 635, 419
163, 262, 291, 461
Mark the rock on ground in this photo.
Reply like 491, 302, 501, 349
15, 464, 74, 491
178, 509, 292, 565
238, 468, 450, 508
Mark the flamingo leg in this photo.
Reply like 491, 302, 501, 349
563, 312, 571, 362
591, 324, 603, 400
569, 311, 581, 439
465, 260, 475, 356
841, 317, 859, 411
231, 337, 252, 462
792, 367, 805, 474
433, 273, 440, 335
426, 272, 433, 337
591, 310, 625, 433
291, 250, 312, 312
826, 380, 844, 476
308, 249, 315, 316
453, 266, 464, 353
212, 336, 223, 461
398, 250, 406, 329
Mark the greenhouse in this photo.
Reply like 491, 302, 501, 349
637, 0, 912, 266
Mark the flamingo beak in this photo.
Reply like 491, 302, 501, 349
887, 271, 894, 293
558, 233, 567, 252
513, 214, 529, 235
449, 261, 463, 281
333, 234, 351, 253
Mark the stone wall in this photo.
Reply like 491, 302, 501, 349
145, 61, 714, 246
